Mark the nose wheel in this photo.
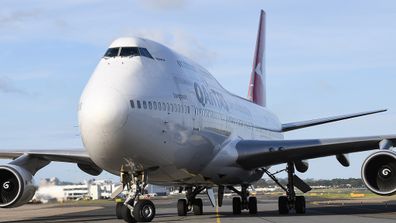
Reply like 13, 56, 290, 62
114, 171, 157, 222
133, 199, 156, 222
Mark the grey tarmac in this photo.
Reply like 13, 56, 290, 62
1, 196, 396, 223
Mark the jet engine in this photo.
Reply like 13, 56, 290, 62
361, 151, 396, 196
0, 164, 36, 208
295, 160, 309, 173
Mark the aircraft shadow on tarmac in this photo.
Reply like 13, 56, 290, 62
214, 203, 396, 219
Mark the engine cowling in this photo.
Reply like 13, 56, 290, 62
295, 160, 309, 173
361, 151, 396, 196
0, 164, 36, 208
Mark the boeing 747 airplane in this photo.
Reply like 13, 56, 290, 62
1, 10, 396, 222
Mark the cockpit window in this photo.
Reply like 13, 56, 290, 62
120, 47, 140, 57
103, 47, 154, 59
104, 48, 119, 57
139, 48, 154, 59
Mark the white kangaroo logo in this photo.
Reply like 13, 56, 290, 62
3, 181, 10, 190
382, 168, 391, 176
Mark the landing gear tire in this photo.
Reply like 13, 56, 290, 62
121, 202, 136, 223
133, 200, 156, 222
248, 197, 258, 214
116, 202, 124, 219
295, 196, 306, 214
177, 199, 188, 216
192, 198, 203, 215
232, 197, 242, 214
278, 196, 289, 215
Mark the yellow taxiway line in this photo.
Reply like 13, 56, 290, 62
215, 201, 221, 223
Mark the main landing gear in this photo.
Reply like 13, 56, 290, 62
114, 171, 156, 222
264, 162, 311, 214
227, 185, 257, 215
177, 186, 206, 216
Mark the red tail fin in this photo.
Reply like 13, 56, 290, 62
247, 10, 266, 107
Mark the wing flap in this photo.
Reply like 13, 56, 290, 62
236, 135, 396, 169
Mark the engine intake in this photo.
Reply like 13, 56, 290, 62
0, 165, 36, 208
361, 151, 396, 196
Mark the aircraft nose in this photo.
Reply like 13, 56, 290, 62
79, 87, 129, 133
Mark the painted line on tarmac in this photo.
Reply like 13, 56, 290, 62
215, 200, 221, 223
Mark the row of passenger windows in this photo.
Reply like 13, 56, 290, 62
130, 100, 190, 114
104, 47, 154, 59
130, 100, 254, 130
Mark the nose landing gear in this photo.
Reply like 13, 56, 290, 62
114, 171, 156, 223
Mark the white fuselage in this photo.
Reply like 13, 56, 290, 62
78, 37, 283, 186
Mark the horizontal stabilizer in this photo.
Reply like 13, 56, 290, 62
282, 109, 387, 132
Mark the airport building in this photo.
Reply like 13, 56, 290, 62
33, 178, 169, 203
33, 178, 118, 202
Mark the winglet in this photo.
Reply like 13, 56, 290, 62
282, 109, 387, 132
247, 10, 266, 107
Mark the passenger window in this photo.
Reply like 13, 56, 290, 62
130, 100, 135, 108
104, 48, 119, 57
158, 102, 161, 111
120, 47, 140, 57
163, 103, 166, 111
143, 101, 147, 109
148, 101, 152, 110
153, 101, 157, 110
167, 103, 170, 112
137, 100, 141, 109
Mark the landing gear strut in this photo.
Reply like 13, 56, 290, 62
265, 162, 306, 214
177, 186, 205, 216
115, 171, 156, 222
228, 185, 257, 214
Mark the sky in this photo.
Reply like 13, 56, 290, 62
0, 0, 396, 183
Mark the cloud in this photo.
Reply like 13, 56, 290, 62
139, 0, 186, 11
0, 9, 42, 27
130, 29, 217, 67
0, 76, 26, 94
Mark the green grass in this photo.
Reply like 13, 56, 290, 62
261, 188, 396, 200
303, 188, 391, 200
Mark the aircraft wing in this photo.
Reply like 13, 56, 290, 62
0, 149, 102, 175
0, 150, 91, 163
281, 109, 387, 132
236, 135, 396, 170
